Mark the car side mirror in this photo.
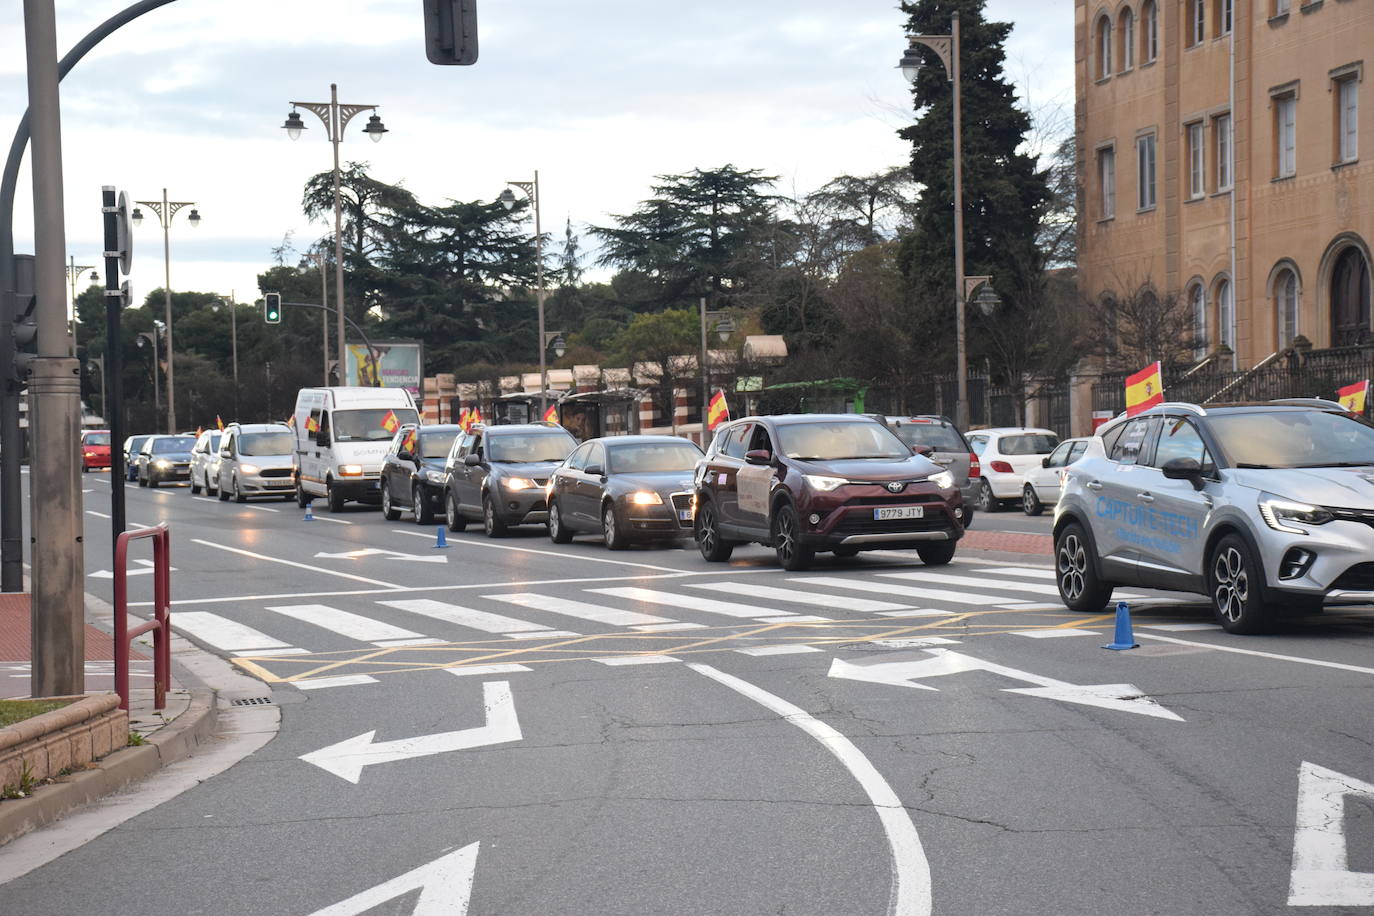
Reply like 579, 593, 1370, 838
744, 449, 772, 466
912, 444, 934, 457
397, 449, 414, 462
584, 463, 605, 478
219, 448, 232, 459
1041, 456, 1052, 468
1161, 456, 1205, 490
464, 453, 482, 467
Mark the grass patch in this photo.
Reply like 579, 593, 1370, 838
0, 698, 70, 728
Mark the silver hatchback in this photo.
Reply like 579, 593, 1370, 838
1054, 399, 1374, 633
217, 423, 297, 502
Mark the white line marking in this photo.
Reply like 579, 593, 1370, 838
1009, 628, 1098, 639
877, 609, 955, 618
264, 604, 428, 644
872, 637, 960, 648
818, 575, 1035, 608
294, 675, 378, 690
1137, 623, 1220, 631
309, 514, 353, 525
754, 615, 831, 623
592, 655, 681, 666
484, 592, 675, 627
245, 504, 281, 513
633, 622, 708, 632
734, 645, 823, 656
85, 510, 111, 519
191, 539, 404, 589
981, 566, 1057, 580
877, 571, 1069, 598
445, 664, 532, 677
691, 581, 911, 613
175, 611, 292, 653
505, 630, 580, 639
1288, 761, 1374, 906
1137, 633, 1374, 675
690, 663, 931, 916
1000, 603, 1068, 611
592, 586, 789, 620
373, 637, 447, 647
378, 598, 554, 634
389, 528, 684, 572
238, 647, 311, 657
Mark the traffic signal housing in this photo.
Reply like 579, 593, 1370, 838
424, 0, 478, 65
264, 292, 281, 324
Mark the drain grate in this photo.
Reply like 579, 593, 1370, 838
230, 696, 273, 706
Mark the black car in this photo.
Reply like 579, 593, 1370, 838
137, 434, 196, 487
442, 422, 579, 537
380, 423, 461, 525
547, 435, 704, 549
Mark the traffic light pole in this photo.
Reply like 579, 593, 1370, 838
282, 300, 381, 386
101, 187, 127, 544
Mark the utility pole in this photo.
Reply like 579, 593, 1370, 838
25, 0, 84, 697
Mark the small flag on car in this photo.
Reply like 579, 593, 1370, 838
707, 389, 730, 430
381, 410, 400, 434
1337, 379, 1369, 414
1124, 361, 1164, 417
305, 415, 319, 433
215, 415, 224, 431
543, 403, 558, 423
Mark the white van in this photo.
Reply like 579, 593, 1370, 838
292, 387, 419, 511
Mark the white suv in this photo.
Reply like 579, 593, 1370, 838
965, 427, 1061, 513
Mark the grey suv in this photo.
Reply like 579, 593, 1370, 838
442, 422, 579, 537
1054, 399, 1374, 633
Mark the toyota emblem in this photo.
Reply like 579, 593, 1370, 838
886, 481, 906, 493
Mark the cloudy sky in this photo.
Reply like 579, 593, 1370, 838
1, 0, 1073, 313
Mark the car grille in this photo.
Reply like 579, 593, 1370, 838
832, 509, 956, 537
533, 478, 549, 488
849, 493, 943, 506
670, 493, 694, 529
259, 468, 292, 478
1325, 507, 1374, 529
1331, 563, 1374, 590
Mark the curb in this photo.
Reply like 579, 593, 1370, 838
0, 688, 216, 846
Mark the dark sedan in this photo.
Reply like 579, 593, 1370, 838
137, 434, 196, 487
380, 423, 461, 525
547, 435, 704, 549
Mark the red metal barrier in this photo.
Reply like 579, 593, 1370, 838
113, 525, 171, 711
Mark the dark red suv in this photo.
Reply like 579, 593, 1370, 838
693, 414, 965, 570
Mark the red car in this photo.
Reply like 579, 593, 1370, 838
80, 429, 112, 472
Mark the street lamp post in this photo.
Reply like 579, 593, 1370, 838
132, 190, 200, 432
64, 255, 97, 353
212, 292, 238, 417
136, 327, 160, 422
699, 297, 734, 446
901, 12, 972, 429
312, 249, 330, 385
283, 85, 387, 387
498, 173, 548, 417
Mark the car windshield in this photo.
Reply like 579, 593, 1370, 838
153, 436, 195, 454
890, 423, 965, 452
83, 433, 110, 446
1207, 410, 1374, 468
239, 431, 294, 456
776, 421, 911, 460
999, 434, 1060, 455
488, 433, 577, 463
420, 430, 458, 459
607, 442, 703, 473
332, 408, 419, 442
127, 436, 150, 452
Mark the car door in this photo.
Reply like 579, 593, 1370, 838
381, 429, 407, 507
709, 422, 751, 529
1031, 440, 1076, 502
733, 423, 777, 537
553, 442, 592, 530
444, 433, 471, 505
1092, 416, 1162, 586
1138, 416, 1213, 589
458, 430, 487, 509
576, 442, 608, 525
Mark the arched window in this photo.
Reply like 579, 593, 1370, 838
1119, 7, 1135, 71
1141, 0, 1158, 63
1275, 268, 1300, 348
1331, 247, 1372, 346
1216, 277, 1235, 353
1097, 15, 1113, 79
1191, 283, 1208, 356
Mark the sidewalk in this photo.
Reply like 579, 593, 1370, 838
960, 529, 1053, 556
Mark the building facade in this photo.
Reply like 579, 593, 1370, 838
1075, 0, 1372, 369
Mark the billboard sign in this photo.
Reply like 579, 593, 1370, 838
345, 340, 423, 395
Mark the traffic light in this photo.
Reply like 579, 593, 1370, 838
264, 292, 281, 324
7, 254, 37, 383
424, 0, 478, 65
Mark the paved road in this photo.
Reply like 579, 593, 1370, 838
4, 470, 1373, 914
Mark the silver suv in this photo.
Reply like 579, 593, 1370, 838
1054, 399, 1374, 633
216, 423, 296, 502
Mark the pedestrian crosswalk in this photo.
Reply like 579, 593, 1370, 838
173, 564, 1211, 680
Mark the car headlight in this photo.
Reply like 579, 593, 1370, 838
504, 477, 536, 491
927, 470, 956, 489
154, 459, 172, 469
238, 463, 261, 476
339, 464, 364, 477
804, 474, 848, 491
425, 469, 445, 484
630, 491, 663, 505
1258, 494, 1333, 534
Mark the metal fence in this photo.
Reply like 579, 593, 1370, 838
838, 375, 1073, 438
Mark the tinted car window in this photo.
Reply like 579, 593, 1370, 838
239, 431, 294, 456
776, 421, 909, 460
998, 434, 1060, 456
607, 442, 702, 473
1152, 418, 1212, 470
1045, 441, 1074, 467
488, 432, 576, 463
565, 442, 592, 471
83, 432, 111, 446
1205, 410, 1374, 468
153, 436, 195, 453
1068, 440, 1088, 463
585, 443, 606, 471
890, 423, 965, 451
720, 425, 749, 459
747, 424, 774, 454
420, 430, 458, 459
1109, 418, 1155, 466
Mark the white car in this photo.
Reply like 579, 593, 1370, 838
188, 429, 222, 496
1020, 437, 1089, 515
966, 427, 1062, 512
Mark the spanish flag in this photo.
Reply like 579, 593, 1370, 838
469, 406, 483, 427
542, 403, 558, 423
402, 426, 418, 453
195, 426, 203, 438
305, 415, 319, 433
215, 415, 224, 431
457, 407, 471, 432
1337, 380, 1369, 414
286, 415, 296, 428
707, 389, 730, 430
381, 409, 400, 434
1124, 362, 1164, 417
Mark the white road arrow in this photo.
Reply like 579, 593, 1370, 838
828, 648, 1183, 721
300, 681, 521, 783
309, 841, 479, 916
1288, 761, 1374, 907
89, 558, 177, 579
314, 547, 447, 564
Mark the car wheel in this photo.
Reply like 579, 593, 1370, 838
217, 479, 230, 500
327, 481, 346, 513
381, 483, 400, 521
602, 502, 627, 551
147, 474, 158, 489
916, 541, 957, 566
190, 473, 201, 495
695, 499, 734, 562
773, 503, 813, 571
832, 546, 860, 559
482, 494, 507, 538
295, 484, 308, 508
233, 476, 246, 503
414, 485, 435, 526
206, 474, 218, 496
446, 491, 468, 532
1055, 522, 1114, 611
1208, 534, 1278, 634
137, 472, 146, 487
961, 508, 975, 529
975, 480, 997, 513
548, 499, 573, 544
1022, 485, 1043, 516
82, 464, 89, 474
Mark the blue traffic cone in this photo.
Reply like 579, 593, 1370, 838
303, 501, 315, 522
433, 524, 449, 549
1103, 601, 1138, 650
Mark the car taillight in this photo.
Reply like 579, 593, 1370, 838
989, 461, 1014, 474
968, 453, 980, 478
